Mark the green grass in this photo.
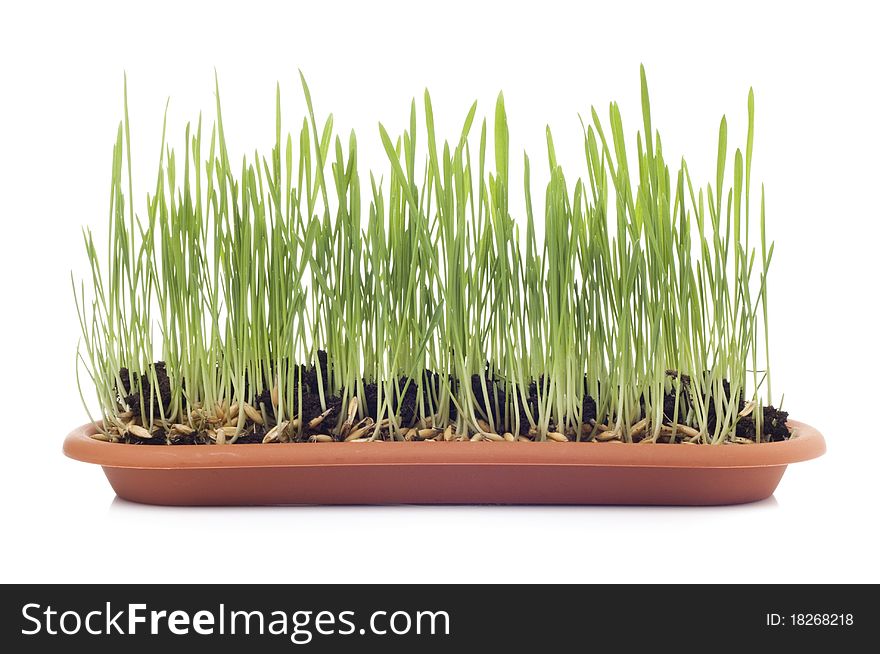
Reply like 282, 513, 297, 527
74, 66, 781, 445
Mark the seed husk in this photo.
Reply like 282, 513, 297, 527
417, 428, 438, 440
215, 427, 228, 445
127, 424, 153, 439
516, 435, 532, 442
189, 407, 207, 424
243, 403, 264, 425
595, 430, 620, 442
483, 432, 504, 442
629, 418, 649, 437
263, 420, 290, 444
351, 416, 375, 429
547, 431, 568, 442
476, 418, 492, 433
738, 401, 756, 418
307, 408, 332, 429
172, 423, 194, 435
470, 432, 484, 442
669, 423, 701, 439
340, 396, 360, 438
347, 396, 360, 420
443, 425, 454, 441
502, 432, 515, 442
345, 425, 372, 442
310, 434, 333, 442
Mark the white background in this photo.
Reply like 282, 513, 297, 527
1, 0, 878, 583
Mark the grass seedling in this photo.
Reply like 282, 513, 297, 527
74, 67, 789, 446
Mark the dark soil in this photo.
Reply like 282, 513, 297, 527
471, 372, 541, 435
253, 388, 272, 412
115, 357, 791, 444
655, 378, 789, 442
168, 430, 205, 446
119, 361, 172, 418
124, 425, 168, 445
234, 423, 268, 444
295, 350, 330, 396
582, 392, 598, 425
296, 391, 342, 433
362, 372, 433, 427
662, 392, 680, 423
732, 405, 790, 442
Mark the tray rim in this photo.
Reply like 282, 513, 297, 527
63, 420, 825, 471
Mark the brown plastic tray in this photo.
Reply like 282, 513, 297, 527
63, 420, 825, 506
